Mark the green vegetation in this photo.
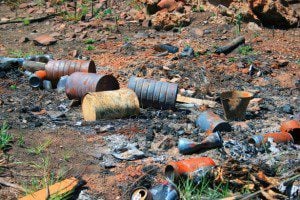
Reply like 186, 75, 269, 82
238, 45, 253, 56
235, 13, 242, 35
228, 57, 237, 62
23, 18, 30, 26
17, 133, 25, 147
86, 45, 95, 51
0, 122, 13, 151
27, 139, 52, 155
85, 38, 96, 44
8, 49, 43, 58
177, 176, 232, 199
10, 85, 17, 90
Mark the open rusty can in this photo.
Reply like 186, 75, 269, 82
65, 72, 119, 100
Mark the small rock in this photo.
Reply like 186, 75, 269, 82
247, 22, 262, 32
281, 104, 294, 114
33, 34, 57, 46
278, 59, 289, 67
153, 44, 178, 53
180, 46, 194, 58
46, 7, 55, 14
19, 37, 29, 43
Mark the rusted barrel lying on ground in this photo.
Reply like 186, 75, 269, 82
82, 88, 140, 121
249, 132, 294, 146
128, 76, 178, 110
29, 70, 47, 88
195, 111, 231, 134
45, 60, 96, 82
280, 120, 300, 144
165, 157, 216, 181
65, 72, 119, 100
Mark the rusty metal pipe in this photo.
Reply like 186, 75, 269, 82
195, 111, 231, 134
128, 76, 178, 110
65, 72, 119, 100
178, 132, 223, 155
165, 157, 216, 181
45, 60, 96, 82
249, 132, 294, 146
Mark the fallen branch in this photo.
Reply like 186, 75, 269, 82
215, 36, 245, 54
176, 94, 217, 108
0, 13, 62, 25
0, 178, 25, 192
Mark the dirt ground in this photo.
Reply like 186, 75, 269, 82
0, 1, 299, 200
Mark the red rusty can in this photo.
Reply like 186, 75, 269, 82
280, 120, 300, 144
250, 132, 294, 146
45, 60, 96, 81
165, 157, 216, 180
65, 72, 119, 100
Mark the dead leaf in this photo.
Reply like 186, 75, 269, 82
31, 109, 47, 115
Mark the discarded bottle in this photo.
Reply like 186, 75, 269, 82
280, 120, 300, 144
195, 111, 231, 134
131, 181, 179, 200
165, 157, 216, 181
45, 59, 96, 82
65, 72, 119, 100
178, 132, 223, 155
220, 91, 253, 121
128, 76, 178, 110
43, 80, 52, 90
249, 132, 294, 146
23, 60, 46, 72
82, 89, 140, 121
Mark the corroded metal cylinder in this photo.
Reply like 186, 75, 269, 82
249, 132, 294, 146
65, 72, 119, 100
29, 70, 47, 88
165, 157, 216, 181
82, 89, 140, 121
178, 132, 223, 155
45, 60, 96, 81
196, 111, 231, 134
128, 76, 178, 110
280, 120, 300, 144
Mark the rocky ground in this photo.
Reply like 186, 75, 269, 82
0, 0, 299, 199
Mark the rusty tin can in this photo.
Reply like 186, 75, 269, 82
65, 72, 119, 100
220, 90, 253, 121
249, 132, 294, 146
29, 70, 47, 88
45, 60, 96, 81
165, 157, 216, 180
280, 120, 300, 144
178, 132, 223, 155
195, 111, 231, 134
131, 182, 179, 200
128, 76, 178, 110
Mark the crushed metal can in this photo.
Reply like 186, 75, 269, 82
131, 181, 179, 200
165, 157, 216, 181
178, 132, 223, 155
249, 132, 294, 146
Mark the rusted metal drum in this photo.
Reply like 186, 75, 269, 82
196, 111, 231, 134
45, 60, 96, 81
65, 72, 119, 100
128, 76, 178, 109
82, 89, 140, 121
165, 157, 216, 181
249, 132, 294, 146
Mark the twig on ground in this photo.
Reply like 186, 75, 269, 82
0, 13, 63, 25
0, 178, 25, 192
